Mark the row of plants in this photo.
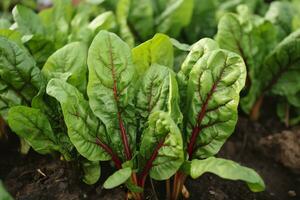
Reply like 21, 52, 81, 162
0, 0, 300, 199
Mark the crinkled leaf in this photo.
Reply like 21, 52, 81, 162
87, 30, 136, 158
177, 38, 218, 108
136, 64, 182, 128
183, 157, 265, 192
0, 37, 43, 119
47, 78, 110, 161
7, 106, 59, 154
103, 167, 132, 189
132, 34, 174, 76
139, 111, 184, 180
185, 50, 246, 158
82, 160, 101, 185
12, 5, 44, 36
42, 42, 88, 93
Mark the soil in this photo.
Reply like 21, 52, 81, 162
1, 100, 300, 200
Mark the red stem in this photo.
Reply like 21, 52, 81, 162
108, 37, 132, 161
187, 83, 217, 158
95, 138, 122, 169
138, 139, 165, 187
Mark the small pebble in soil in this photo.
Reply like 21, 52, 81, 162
288, 190, 296, 197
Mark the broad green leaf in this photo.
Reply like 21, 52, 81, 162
24, 35, 56, 68
12, 5, 44, 36
0, 180, 13, 200
82, 160, 101, 185
7, 106, 59, 154
136, 64, 182, 128
0, 37, 43, 119
128, 0, 154, 40
177, 38, 218, 108
241, 29, 300, 114
139, 111, 184, 180
46, 78, 110, 161
103, 167, 132, 189
185, 50, 246, 158
132, 34, 174, 76
116, 0, 134, 47
87, 31, 136, 158
155, 0, 194, 38
42, 42, 88, 93
183, 157, 265, 192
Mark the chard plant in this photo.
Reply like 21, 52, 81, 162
215, 4, 300, 125
40, 30, 264, 199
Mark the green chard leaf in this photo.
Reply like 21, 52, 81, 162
183, 157, 265, 192
139, 111, 184, 182
241, 29, 300, 114
42, 42, 88, 94
128, 0, 154, 41
116, 0, 134, 47
82, 160, 101, 185
0, 37, 43, 119
103, 167, 132, 189
7, 106, 59, 154
216, 12, 277, 80
12, 5, 45, 36
87, 30, 136, 160
46, 79, 111, 162
177, 38, 219, 108
184, 49, 246, 159
136, 64, 182, 128
132, 33, 174, 77
155, 0, 194, 38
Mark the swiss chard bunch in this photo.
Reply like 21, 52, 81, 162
43, 30, 264, 199
216, 3, 300, 125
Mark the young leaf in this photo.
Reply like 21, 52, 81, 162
82, 160, 101, 185
42, 42, 88, 93
183, 157, 265, 192
87, 30, 136, 160
88, 11, 117, 34
12, 5, 45, 36
103, 167, 132, 189
7, 106, 59, 154
132, 33, 174, 76
46, 79, 111, 162
0, 37, 43, 118
139, 111, 184, 182
136, 64, 182, 127
184, 49, 246, 159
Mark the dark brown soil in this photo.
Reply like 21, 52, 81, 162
1, 105, 299, 199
